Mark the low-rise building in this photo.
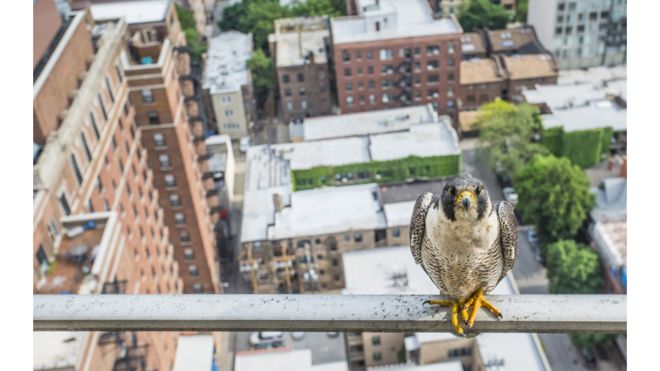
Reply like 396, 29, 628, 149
341, 246, 550, 371
501, 53, 558, 102
203, 31, 256, 139
235, 348, 348, 371
460, 32, 487, 60
269, 17, 333, 122
459, 57, 506, 110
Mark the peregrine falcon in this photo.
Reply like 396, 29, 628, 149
409, 174, 518, 335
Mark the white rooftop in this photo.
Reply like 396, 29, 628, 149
302, 104, 440, 141
172, 335, 215, 371
523, 83, 609, 110
90, 0, 169, 24
370, 361, 463, 371
34, 332, 81, 370
235, 348, 347, 371
272, 137, 371, 170
384, 201, 415, 227
342, 246, 548, 371
591, 177, 627, 222
268, 183, 386, 240
558, 65, 627, 85
592, 219, 627, 269
204, 31, 252, 95
541, 101, 627, 132
370, 123, 460, 161
331, 0, 461, 44
272, 18, 329, 67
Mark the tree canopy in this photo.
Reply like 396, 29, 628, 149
515, 0, 528, 23
176, 5, 206, 60
457, 0, 511, 32
514, 155, 595, 241
247, 48, 275, 94
476, 100, 547, 178
545, 240, 603, 294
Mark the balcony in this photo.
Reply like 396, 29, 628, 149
34, 294, 625, 334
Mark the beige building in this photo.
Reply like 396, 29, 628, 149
33, 7, 182, 370
203, 31, 256, 140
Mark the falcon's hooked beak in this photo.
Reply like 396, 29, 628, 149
456, 191, 476, 211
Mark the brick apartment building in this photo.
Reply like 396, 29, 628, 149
90, 0, 222, 295
269, 17, 333, 123
33, 5, 182, 370
331, 0, 463, 120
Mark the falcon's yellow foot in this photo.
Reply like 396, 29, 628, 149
423, 299, 466, 336
461, 288, 503, 330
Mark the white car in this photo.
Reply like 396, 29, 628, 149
502, 187, 519, 206
249, 331, 284, 347
291, 332, 305, 340
239, 136, 251, 153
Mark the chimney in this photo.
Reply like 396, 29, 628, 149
273, 193, 284, 212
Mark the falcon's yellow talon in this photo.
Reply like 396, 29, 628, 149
424, 299, 465, 335
463, 288, 503, 329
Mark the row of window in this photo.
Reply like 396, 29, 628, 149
344, 93, 454, 107
343, 61, 455, 77
281, 70, 325, 84
341, 44, 456, 63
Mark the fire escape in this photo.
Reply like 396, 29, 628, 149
396, 49, 414, 106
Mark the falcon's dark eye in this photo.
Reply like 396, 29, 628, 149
448, 187, 456, 196
475, 186, 482, 195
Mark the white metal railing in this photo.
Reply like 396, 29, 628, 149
33, 294, 626, 334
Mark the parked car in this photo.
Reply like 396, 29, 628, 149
326, 332, 339, 338
502, 187, 519, 206
527, 228, 540, 246
249, 331, 284, 347
291, 332, 305, 341
496, 172, 513, 188
239, 136, 251, 153
581, 346, 597, 369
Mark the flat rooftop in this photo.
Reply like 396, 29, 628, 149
541, 100, 627, 132
173, 335, 215, 371
592, 219, 627, 269
268, 183, 386, 240
272, 17, 329, 67
522, 82, 609, 109
235, 348, 347, 371
90, 0, 169, 24
331, 0, 461, 44
558, 65, 627, 85
341, 246, 548, 371
383, 201, 415, 228
371, 361, 463, 371
301, 104, 440, 141
487, 27, 540, 54
34, 332, 82, 370
203, 31, 252, 95
460, 58, 505, 85
502, 54, 557, 80
369, 123, 460, 161
273, 137, 371, 170
460, 33, 486, 56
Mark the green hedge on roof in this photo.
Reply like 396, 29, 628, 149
542, 126, 615, 168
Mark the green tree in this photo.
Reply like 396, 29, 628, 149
458, 0, 511, 32
545, 240, 603, 294
515, 0, 528, 23
176, 4, 196, 30
292, 0, 342, 17
248, 48, 275, 97
514, 155, 595, 240
476, 100, 547, 178
176, 5, 207, 60
218, 1, 249, 32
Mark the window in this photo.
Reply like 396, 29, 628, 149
428, 74, 439, 84
225, 109, 234, 117
36, 244, 49, 274
184, 248, 194, 260
105, 76, 115, 103
193, 283, 203, 293
369, 94, 376, 104
283, 74, 289, 83
180, 230, 190, 243
301, 100, 307, 109
342, 50, 351, 62
366, 50, 373, 59
372, 336, 381, 345
164, 174, 176, 187
70, 155, 83, 185
379, 49, 392, 60
354, 233, 363, 242
427, 45, 440, 55
392, 228, 401, 237
188, 264, 199, 277
170, 194, 181, 207
447, 86, 454, 97
287, 102, 293, 111
175, 212, 186, 224
159, 154, 171, 168
221, 95, 231, 104
115, 65, 123, 83
344, 68, 352, 77
299, 87, 306, 96
153, 133, 166, 147
89, 113, 100, 139
346, 83, 353, 91
381, 93, 390, 103
297, 73, 304, 82
147, 111, 159, 125
447, 72, 455, 81
59, 193, 71, 215
447, 58, 455, 67
373, 352, 382, 362
98, 95, 107, 121
284, 88, 292, 97
448, 43, 455, 54
427, 60, 439, 70
346, 96, 353, 106
447, 99, 455, 108
80, 133, 92, 161
141, 89, 154, 103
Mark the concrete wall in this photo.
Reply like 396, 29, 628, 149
212, 90, 249, 139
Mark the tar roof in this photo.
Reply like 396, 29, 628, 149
461, 33, 486, 55
90, 0, 169, 24
331, 0, 461, 44
487, 27, 539, 53
302, 104, 439, 141
272, 17, 329, 67
267, 183, 386, 240
460, 58, 505, 85
502, 54, 557, 80
341, 246, 548, 371
203, 31, 252, 95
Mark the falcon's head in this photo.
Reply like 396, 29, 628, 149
439, 175, 490, 222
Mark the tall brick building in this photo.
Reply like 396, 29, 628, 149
33, 6, 182, 370
90, 0, 222, 294
331, 0, 463, 120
